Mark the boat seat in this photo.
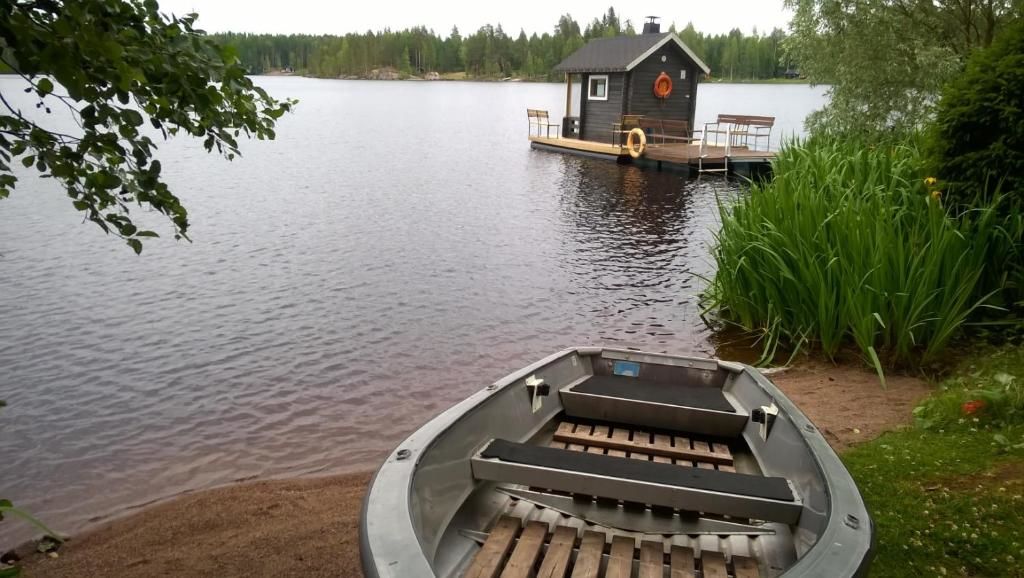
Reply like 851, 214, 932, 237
560, 375, 748, 437
573, 375, 735, 412
472, 439, 801, 524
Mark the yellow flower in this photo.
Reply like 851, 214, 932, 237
924, 177, 938, 186
931, 190, 942, 201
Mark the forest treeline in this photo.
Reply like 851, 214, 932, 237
211, 8, 794, 81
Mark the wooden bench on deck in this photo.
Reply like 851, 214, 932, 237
463, 515, 762, 578
527, 109, 561, 138
638, 118, 700, 146
704, 114, 775, 151
610, 115, 643, 145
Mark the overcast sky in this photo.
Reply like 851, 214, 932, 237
156, 1, 792, 37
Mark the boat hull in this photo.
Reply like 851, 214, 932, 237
360, 347, 873, 577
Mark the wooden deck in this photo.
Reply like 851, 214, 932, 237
464, 515, 762, 578
529, 136, 628, 159
528, 136, 775, 172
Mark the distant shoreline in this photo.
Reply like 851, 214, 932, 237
253, 71, 813, 85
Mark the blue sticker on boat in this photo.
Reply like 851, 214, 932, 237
612, 361, 640, 377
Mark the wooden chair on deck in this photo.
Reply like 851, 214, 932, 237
527, 109, 560, 138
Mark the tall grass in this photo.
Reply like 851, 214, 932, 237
704, 136, 1020, 378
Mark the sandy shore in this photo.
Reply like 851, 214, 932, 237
18, 363, 932, 577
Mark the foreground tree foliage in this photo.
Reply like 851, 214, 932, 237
784, 0, 1022, 135
931, 19, 1024, 206
0, 0, 294, 253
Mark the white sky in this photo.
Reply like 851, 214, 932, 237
156, 1, 792, 37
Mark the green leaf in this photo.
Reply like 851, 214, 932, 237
121, 109, 144, 127
36, 78, 53, 96
994, 372, 1015, 386
0, 565, 21, 577
20, 155, 34, 168
126, 238, 143, 254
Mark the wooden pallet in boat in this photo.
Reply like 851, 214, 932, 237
550, 421, 736, 472
463, 515, 760, 578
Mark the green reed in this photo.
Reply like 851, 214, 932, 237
704, 137, 1020, 380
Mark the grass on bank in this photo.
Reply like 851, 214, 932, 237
844, 344, 1024, 577
703, 136, 1021, 378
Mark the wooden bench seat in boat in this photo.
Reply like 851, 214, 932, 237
550, 421, 737, 471
560, 374, 748, 437
472, 439, 800, 524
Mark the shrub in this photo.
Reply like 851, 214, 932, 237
915, 345, 1024, 431
703, 136, 1018, 379
931, 20, 1024, 206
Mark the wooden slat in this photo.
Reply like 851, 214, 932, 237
536, 526, 576, 578
732, 555, 760, 578
652, 433, 674, 453
606, 536, 635, 578
701, 551, 728, 578
652, 455, 673, 464
711, 442, 733, 462
611, 427, 631, 445
669, 546, 696, 578
606, 426, 627, 456
717, 464, 736, 473
691, 440, 711, 454
549, 441, 568, 449
465, 516, 521, 578
556, 422, 576, 437
697, 462, 715, 470
672, 435, 691, 450
630, 451, 650, 461
500, 521, 547, 578
568, 443, 586, 451
639, 540, 664, 578
569, 531, 605, 578
586, 445, 605, 455
554, 423, 732, 465
592, 425, 610, 439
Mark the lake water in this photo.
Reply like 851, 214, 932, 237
0, 77, 826, 547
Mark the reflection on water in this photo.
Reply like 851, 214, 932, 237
555, 161, 737, 345
0, 76, 824, 547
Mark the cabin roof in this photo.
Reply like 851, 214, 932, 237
554, 33, 710, 75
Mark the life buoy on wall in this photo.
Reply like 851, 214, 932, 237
653, 72, 673, 99
626, 128, 646, 158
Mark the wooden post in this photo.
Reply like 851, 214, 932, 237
564, 73, 572, 119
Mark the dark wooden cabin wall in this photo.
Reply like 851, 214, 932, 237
626, 44, 698, 128
580, 73, 625, 142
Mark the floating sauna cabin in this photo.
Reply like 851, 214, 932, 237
555, 18, 709, 142
528, 18, 776, 174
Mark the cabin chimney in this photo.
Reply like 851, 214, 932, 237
643, 16, 661, 34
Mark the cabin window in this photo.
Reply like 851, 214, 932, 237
680, 69, 687, 80
588, 75, 609, 101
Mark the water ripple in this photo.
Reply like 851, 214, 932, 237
0, 77, 826, 548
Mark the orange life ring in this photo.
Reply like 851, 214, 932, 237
653, 72, 673, 99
